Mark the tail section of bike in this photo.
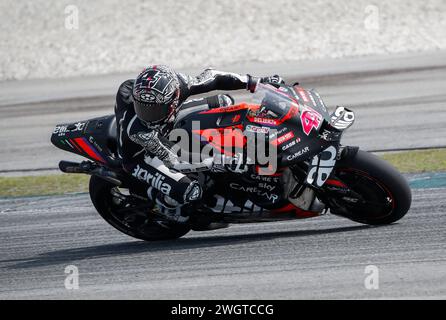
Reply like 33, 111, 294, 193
50, 115, 120, 167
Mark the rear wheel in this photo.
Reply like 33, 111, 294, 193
89, 175, 190, 241
326, 150, 412, 225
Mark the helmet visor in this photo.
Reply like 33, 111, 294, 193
134, 100, 172, 123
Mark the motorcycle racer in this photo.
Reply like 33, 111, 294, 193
114, 65, 284, 217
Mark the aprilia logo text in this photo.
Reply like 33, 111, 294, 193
132, 165, 172, 195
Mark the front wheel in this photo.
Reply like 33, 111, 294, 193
89, 175, 191, 241
325, 150, 412, 225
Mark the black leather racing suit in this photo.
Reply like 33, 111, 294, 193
115, 69, 251, 205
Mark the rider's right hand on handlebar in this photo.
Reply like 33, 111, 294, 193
247, 74, 285, 93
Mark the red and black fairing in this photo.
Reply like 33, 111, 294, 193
50, 115, 119, 166
174, 84, 337, 168
173, 84, 342, 218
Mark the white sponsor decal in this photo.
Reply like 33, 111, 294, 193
268, 127, 287, 139
230, 183, 279, 203
309, 91, 317, 107
132, 164, 172, 195
312, 90, 327, 112
53, 122, 86, 136
89, 136, 103, 152
250, 174, 280, 183
246, 125, 270, 134
53, 125, 68, 136
307, 145, 337, 187
286, 146, 310, 161
297, 88, 309, 102
281, 137, 301, 151
74, 122, 86, 131
258, 182, 276, 191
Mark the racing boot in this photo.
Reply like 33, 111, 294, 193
147, 188, 189, 223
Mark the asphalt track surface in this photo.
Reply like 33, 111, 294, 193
0, 52, 445, 299
0, 185, 445, 299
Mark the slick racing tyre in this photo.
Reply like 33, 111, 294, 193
328, 150, 412, 225
89, 175, 190, 241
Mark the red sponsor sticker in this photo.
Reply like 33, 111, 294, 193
271, 131, 294, 146
250, 117, 279, 126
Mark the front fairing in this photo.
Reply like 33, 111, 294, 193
172, 84, 348, 173
249, 84, 335, 166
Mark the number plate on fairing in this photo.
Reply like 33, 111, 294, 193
306, 145, 338, 187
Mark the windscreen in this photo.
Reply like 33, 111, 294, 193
251, 83, 298, 119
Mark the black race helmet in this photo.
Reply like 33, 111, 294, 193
132, 65, 180, 124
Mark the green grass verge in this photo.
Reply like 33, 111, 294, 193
1, 149, 445, 198
0, 174, 89, 198
380, 148, 446, 174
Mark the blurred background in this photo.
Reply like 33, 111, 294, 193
1, 0, 445, 80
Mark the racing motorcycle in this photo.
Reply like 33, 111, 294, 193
50, 83, 412, 241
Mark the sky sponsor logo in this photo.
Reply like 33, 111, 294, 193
246, 125, 270, 134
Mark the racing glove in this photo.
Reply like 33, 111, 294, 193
247, 74, 285, 92
261, 75, 285, 85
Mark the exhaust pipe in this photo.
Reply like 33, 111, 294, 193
59, 160, 85, 173
58, 160, 122, 186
